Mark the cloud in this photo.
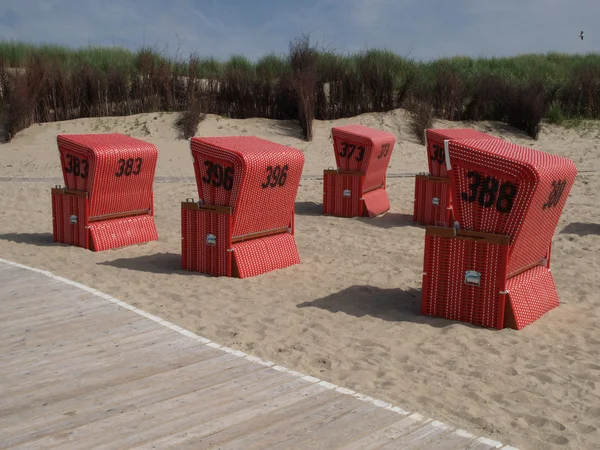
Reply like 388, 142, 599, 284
0, 8, 18, 28
0, 0, 597, 61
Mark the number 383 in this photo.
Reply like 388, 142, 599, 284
461, 171, 518, 214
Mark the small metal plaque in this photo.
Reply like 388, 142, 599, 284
206, 234, 217, 246
69, 215, 77, 224
464, 270, 481, 286
432, 197, 440, 206
343, 189, 351, 198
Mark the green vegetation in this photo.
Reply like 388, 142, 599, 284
1, 38, 600, 142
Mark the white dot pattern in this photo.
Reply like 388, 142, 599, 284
231, 233, 300, 278
187, 136, 304, 278
425, 128, 500, 177
55, 133, 159, 251
190, 136, 305, 238
88, 215, 158, 252
447, 138, 578, 274
505, 266, 559, 329
57, 134, 158, 217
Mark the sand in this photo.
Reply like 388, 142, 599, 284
1, 110, 599, 450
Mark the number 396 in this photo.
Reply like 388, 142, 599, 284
261, 165, 289, 188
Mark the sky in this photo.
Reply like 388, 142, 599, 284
0, 0, 597, 62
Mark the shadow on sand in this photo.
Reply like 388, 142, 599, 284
294, 204, 417, 230
98, 252, 204, 276
297, 285, 474, 329
356, 212, 416, 229
0, 233, 55, 247
560, 222, 600, 237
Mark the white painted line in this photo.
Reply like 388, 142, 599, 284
0, 258, 517, 450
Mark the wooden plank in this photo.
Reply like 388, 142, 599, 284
265, 402, 410, 450
210, 399, 402, 450
195, 393, 362, 450
0, 262, 513, 450
88, 209, 151, 222
1, 311, 150, 364
19, 365, 291, 449
0, 324, 176, 385
0, 280, 105, 312
1, 304, 146, 346
0, 317, 157, 369
425, 226, 511, 246
0, 352, 236, 435
0, 284, 100, 318
418, 428, 482, 450
376, 418, 455, 449
2, 343, 233, 447
127, 382, 333, 450
338, 414, 432, 450
0, 329, 198, 412
0, 353, 242, 447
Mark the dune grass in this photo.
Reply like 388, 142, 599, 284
1, 38, 599, 142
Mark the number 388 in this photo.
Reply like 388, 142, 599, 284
460, 171, 518, 214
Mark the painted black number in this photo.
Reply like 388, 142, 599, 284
64, 153, 88, 179
543, 180, 567, 209
223, 166, 234, 190
116, 158, 143, 177
431, 144, 445, 164
202, 160, 234, 190
460, 171, 517, 214
496, 180, 518, 214
377, 143, 391, 159
133, 158, 142, 175
461, 171, 481, 203
340, 142, 365, 162
262, 165, 289, 188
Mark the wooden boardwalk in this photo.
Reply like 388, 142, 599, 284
0, 259, 517, 449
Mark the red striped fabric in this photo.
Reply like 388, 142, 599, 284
51, 192, 89, 249
422, 229, 510, 329
413, 176, 452, 227
181, 207, 233, 277
322, 171, 364, 217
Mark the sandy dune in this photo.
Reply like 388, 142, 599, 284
1, 110, 599, 450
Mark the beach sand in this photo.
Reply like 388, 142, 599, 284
1, 110, 599, 449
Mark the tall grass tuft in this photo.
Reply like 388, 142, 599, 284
289, 35, 317, 141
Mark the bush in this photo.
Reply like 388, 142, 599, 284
174, 98, 205, 139
407, 100, 434, 144
2, 40, 600, 140
547, 105, 565, 125
289, 34, 317, 141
